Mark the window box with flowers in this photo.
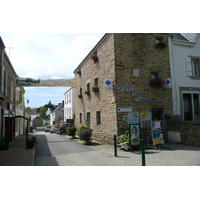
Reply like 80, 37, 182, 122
76, 70, 81, 76
92, 85, 99, 93
90, 54, 98, 63
149, 78, 163, 87
155, 42, 167, 49
84, 90, 90, 95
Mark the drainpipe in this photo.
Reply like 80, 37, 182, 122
0, 37, 6, 144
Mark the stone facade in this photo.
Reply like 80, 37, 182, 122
167, 120, 200, 146
74, 33, 173, 144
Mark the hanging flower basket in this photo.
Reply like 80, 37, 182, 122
155, 42, 167, 49
90, 54, 98, 63
92, 85, 99, 93
84, 90, 90, 95
76, 70, 81, 76
149, 78, 163, 87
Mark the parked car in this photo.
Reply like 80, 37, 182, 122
50, 125, 59, 133
44, 125, 52, 132
58, 123, 70, 135
36, 127, 45, 131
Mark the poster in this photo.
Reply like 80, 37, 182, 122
140, 112, 152, 128
128, 112, 139, 125
129, 124, 140, 146
151, 121, 164, 146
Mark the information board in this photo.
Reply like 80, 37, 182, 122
151, 121, 164, 146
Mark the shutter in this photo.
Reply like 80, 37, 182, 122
186, 57, 192, 76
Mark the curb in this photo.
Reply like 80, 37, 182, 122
31, 144, 36, 166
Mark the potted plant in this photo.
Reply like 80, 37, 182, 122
76, 70, 81, 76
90, 54, 98, 63
117, 131, 131, 151
66, 125, 77, 139
26, 136, 38, 149
0, 136, 9, 150
92, 85, 99, 93
149, 78, 163, 87
84, 90, 90, 95
78, 125, 93, 144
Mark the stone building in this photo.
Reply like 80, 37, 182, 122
74, 33, 173, 144
0, 37, 17, 143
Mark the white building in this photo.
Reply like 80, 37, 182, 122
64, 87, 76, 122
169, 33, 200, 121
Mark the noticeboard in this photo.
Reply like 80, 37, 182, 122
151, 121, 164, 146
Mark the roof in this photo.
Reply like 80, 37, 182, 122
170, 33, 197, 42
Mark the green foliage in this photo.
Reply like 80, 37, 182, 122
66, 125, 77, 138
117, 130, 131, 151
39, 106, 48, 118
78, 125, 92, 144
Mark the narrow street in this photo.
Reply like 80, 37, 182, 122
34, 131, 127, 166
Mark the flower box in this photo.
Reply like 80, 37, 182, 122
155, 42, 167, 49
90, 54, 98, 63
149, 78, 163, 87
92, 85, 99, 92
84, 90, 90, 95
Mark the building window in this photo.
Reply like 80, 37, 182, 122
80, 113, 82, 123
80, 88, 82, 95
183, 92, 200, 121
191, 59, 199, 76
151, 72, 159, 79
94, 78, 98, 86
156, 37, 163, 44
87, 112, 90, 127
96, 111, 101, 125
87, 83, 90, 91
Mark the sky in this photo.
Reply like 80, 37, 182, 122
0, 33, 105, 108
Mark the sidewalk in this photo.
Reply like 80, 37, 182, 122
0, 134, 35, 166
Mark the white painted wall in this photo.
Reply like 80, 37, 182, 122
169, 34, 200, 119
64, 87, 76, 121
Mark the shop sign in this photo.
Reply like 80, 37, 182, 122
135, 98, 152, 102
122, 87, 136, 91
117, 107, 132, 112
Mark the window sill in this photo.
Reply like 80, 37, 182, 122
190, 76, 200, 80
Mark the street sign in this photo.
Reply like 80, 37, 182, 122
117, 107, 132, 112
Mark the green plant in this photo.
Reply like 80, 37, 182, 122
84, 90, 90, 95
92, 85, 99, 92
28, 136, 38, 144
77, 70, 81, 76
90, 54, 98, 63
79, 128, 93, 144
66, 125, 77, 138
117, 131, 131, 151
155, 42, 167, 49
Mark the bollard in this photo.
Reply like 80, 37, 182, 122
141, 139, 146, 166
114, 134, 117, 157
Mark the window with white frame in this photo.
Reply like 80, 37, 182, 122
191, 59, 199, 76
182, 91, 200, 121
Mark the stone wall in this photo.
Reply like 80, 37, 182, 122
75, 33, 173, 144
167, 120, 200, 146
75, 34, 117, 144
114, 33, 173, 138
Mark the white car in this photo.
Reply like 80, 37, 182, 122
44, 125, 52, 132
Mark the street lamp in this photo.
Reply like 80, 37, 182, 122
24, 98, 29, 104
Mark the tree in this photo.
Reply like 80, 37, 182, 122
44, 101, 55, 110
39, 106, 48, 118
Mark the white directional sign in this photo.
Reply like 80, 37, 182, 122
117, 107, 132, 112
